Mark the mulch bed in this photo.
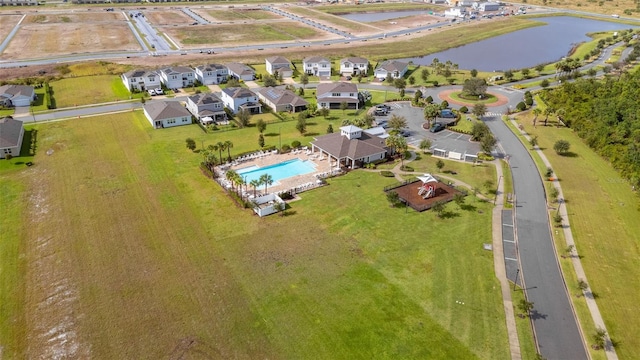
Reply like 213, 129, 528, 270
391, 180, 462, 212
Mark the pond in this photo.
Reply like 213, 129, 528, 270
398, 16, 636, 71
340, 10, 435, 23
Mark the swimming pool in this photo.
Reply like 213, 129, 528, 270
236, 158, 317, 184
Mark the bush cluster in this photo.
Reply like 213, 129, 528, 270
380, 171, 395, 177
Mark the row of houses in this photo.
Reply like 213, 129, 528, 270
123, 58, 410, 92
143, 81, 363, 129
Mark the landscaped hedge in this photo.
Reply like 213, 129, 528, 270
380, 171, 395, 177
44, 82, 55, 109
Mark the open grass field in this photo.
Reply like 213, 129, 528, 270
285, 6, 381, 34
0, 112, 511, 358
1, 13, 140, 60
47, 75, 133, 108
513, 111, 640, 359
169, 22, 328, 47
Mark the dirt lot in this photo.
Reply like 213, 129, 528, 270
1, 12, 140, 60
0, 15, 22, 43
144, 10, 193, 26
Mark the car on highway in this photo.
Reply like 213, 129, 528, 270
430, 123, 446, 133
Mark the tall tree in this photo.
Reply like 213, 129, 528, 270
296, 118, 307, 135
388, 114, 407, 133
226, 169, 239, 191
256, 118, 267, 133
532, 108, 541, 127
259, 174, 273, 193
250, 179, 261, 197
185, 138, 196, 152
224, 140, 233, 162
472, 103, 487, 118
340, 101, 348, 115
214, 142, 225, 163
300, 73, 309, 88
237, 108, 251, 127
424, 104, 439, 128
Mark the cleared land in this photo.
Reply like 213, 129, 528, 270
0, 15, 22, 45
1, 13, 140, 60
144, 10, 193, 26
168, 21, 330, 47
285, 6, 381, 35
0, 112, 510, 358
514, 114, 640, 359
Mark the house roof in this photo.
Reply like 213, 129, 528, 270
0, 85, 34, 99
161, 66, 193, 75
376, 60, 409, 73
222, 87, 257, 99
303, 56, 331, 64
188, 92, 223, 106
226, 62, 255, 76
312, 132, 387, 161
266, 56, 290, 65
0, 117, 23, 148
196, 63, 227, 72
144, 101, 191, 121
257, 88, 308, 107
123, 69, 157, 78
340, 57, 368, 65
316, 82, 358, 95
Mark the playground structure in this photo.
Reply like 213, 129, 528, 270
384, 174, 463, 212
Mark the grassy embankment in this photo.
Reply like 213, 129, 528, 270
0, 112, 512, 359
508, 105, 640, 360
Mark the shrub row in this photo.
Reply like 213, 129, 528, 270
44, 82, 55, 109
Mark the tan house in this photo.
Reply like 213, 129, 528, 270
257, 87, 308, 113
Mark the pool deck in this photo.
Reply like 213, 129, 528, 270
221, 150, 338, 196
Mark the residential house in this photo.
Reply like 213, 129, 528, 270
444, 6, 467, 17
0, 117, 24, 159
159, 66, 195, 89
311, 125, 388, 169
121, 69, 161, 92
226, 63, 255, 82
474, 1, 500, 11
446, 0, 473, 5
194, 63, 228, 85
374, 60, 409, 81
339, 57, 369, 76
316, 82, 361, 110
0, 85, 35, 107
303, 56, 332, 77
220, 87, 261, 114
0, 0, 38, 5
257, 87, 308, 113
185, 93, 227, 124
265, 56, 293, 78
143, 101, 192, 129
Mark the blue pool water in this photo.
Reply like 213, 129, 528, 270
236, 158, 317, 184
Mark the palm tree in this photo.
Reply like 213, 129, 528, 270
423, 104, 439, 128
385, 134, 401, 156
214, 142, 225, 164
543, 107, 554, 126
250, 179, 261, 197
226, 169, 238, 191
396, 136, 408, 168
532, 108, 541, 127
259, 174, 273, 194
224, 140, 234, 162
388, 114, 407, 134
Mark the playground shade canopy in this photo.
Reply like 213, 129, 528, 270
418, 174, 438, 184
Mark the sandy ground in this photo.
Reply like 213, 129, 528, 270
144, 10, 193, 26
0, 14, 23, 43
1, 12, 140, 60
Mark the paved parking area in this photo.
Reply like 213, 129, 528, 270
375, 102, 481, 155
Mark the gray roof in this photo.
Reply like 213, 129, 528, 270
304, 56, 331, 64
196, 63, 227, 72
222, 87, 257, 99
123, 69, 157, 78
161, 66, 193, 75
0, 117, 23, 148
266, 56, 290, 65
189, 92, 223, 106
0, 85, 34, 99
311, 132, 387, 161
257, 88, 308, 107
340, 57, 368, 65
316, 82, 358, 95
376, 60, 409, 72
226, 63, 255, 76
144, 101, 191, 121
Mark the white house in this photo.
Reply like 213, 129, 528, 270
185, 93, 226, 124
374, 60, 409, 81
226, 63, 255, 82
444, 7, 466, 17
143, 101, 192, 129
0, 117, 24, 159
339, 57, 369, 76
257, 87, 308, 113
220, 87, 261, 114
0, 85, 36, 107
316, 82, 361, 110
121, 70, 161, 92
159, 66, 195, 89
265, 56, 293, 78
475, 1, 500, 11
194, 63, 228, 85
303, 56, 332, 77
311, 125, 388, 169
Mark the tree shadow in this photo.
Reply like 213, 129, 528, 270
559, 151, 578, 157
460, 203, 477, 211
306, 121, 317, 126
529, 310, 548, 320
264, 132, 279, 137
306, 132, 319, 137
327, 116, 339, 121
282, 210, 297, 217
439, 210, 460, 219
585, 291, 599, 300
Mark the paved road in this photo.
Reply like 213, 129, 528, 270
484, 114, 588, 360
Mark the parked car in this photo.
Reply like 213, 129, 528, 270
154, 88, 164, 95
430, 123, 446, 133
147, 89, 156, 96
374, 109, 388, 116
439, 109, 456, 118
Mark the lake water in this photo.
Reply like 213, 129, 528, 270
340, 10, 435, 22
395, 16, 636, 71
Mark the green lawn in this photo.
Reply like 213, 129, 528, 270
0, 112, 511, 358
47, 75, 134, 108
514, 110, 640, 359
